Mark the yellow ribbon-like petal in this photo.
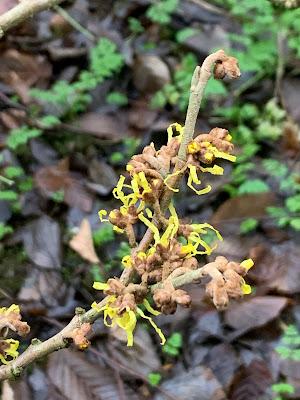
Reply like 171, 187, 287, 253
240, 259, 254, 271
138, 213, 161, 244
187, 165, 212, 196
116, 309, 137, 347
136, 307, 166, 345
199, 165, 224, 175
143, 299, 160, 316
93, 282, 110, 291
0, 339, 19, 364
98, 209, 109, 222
122, 255, 133, 268
167, 123, 183, 143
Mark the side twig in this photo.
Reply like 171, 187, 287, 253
0, 0, 63, 38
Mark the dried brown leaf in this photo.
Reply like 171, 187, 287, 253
69, 218, 99, 264
47, 349, 140, 400
225, 296, 288, 333
154, 365, 226, 400
35, 159, 93, 212
22, 215, 61, 269
229, 360, 272, 400
75, 113, 129, 140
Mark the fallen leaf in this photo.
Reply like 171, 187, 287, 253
212, 193, 275, 235
133, 55, 170, 94
87, 159, 118, 196
249, 241, 300, 294
10, 377, 32, 400
35, 158, 94, 212
280, 359, 300, 380
109, 326, 161, 377
69, 218, 100, 264
154, 365, 226, 400
282, 121, 300, 156
75, 113, 129, 140
225, 296, 288, 333
282, 77, 300, 125
47, 349, 140, 400
0, 50, 51, 102
229, 360, 272, 400
18, 268, 67, 309
183, 25, 229, 56
22, 215, 61, 269
189, 310, 224, 344
128, 101, 157, 130
205, 343, 239, 390
30, 139, 59, 166
1, 380, 14, 400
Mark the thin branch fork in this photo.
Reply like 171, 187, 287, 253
0, 49, 235, 382
0, 0, 63, 39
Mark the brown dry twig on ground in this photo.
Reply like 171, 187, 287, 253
0, 0, 63, 39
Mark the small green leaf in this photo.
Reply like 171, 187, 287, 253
0, 190, 18, 201
128, 17, 144, 34
290, 218, 300, 231
0, 223, 13, 240
106, 92, 128, 106
110, 152, 125, 164
266, 206, 287, 218
167, 332, 182, 348
176, 28, 198, 43
262, 159, 288, 178
240, 218, 258, 234
39, 115, 61, 127
7, 126, 41, 150
237, 179, 269, 194
272, 382, 295, 394
4, 166, 24, 179
50, 190, 64, 203
148, 372, 162, 387
93, 225, 114, 246
286, 194, 300, 213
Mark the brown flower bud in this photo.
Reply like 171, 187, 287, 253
222, 56, 241, 79
69, 323, 91, 350
213, 62, 225, 79
106, 278, 124, 296
118, 293, 136, 313
153, 289, 172, 308
161, 302, 177, 315
172, 289, 192, 308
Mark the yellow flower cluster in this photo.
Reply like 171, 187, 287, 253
0, 305, 21, 364
92, 282, 165, 346
0, 339, 19, 364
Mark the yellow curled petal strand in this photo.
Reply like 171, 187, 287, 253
199, 165, 224, 175
143, 299, 161, 316
187, 165, 212, 196
241, 281, 252, 295
122, 255, 133, 268
167, 123, 183, 143
136, 307, 166, 345
116, 309, 137, 346
138, 213, 160, 244
98, 209, 109, 222
0, 339, 19, 364
240, 259, 254, 271
93, 282, 110, 291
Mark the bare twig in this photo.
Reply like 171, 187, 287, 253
54, 5, 96, 41
0, 49, 237, 381
0, 0, 63, 39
